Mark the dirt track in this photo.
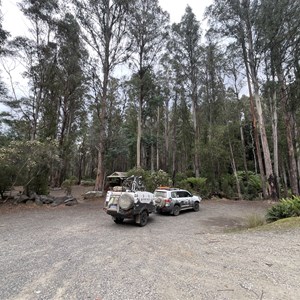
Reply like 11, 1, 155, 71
0, 187, 299, 299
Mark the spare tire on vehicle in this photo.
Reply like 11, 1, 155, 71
119, 193, 134, 210
155, 196, 166, 208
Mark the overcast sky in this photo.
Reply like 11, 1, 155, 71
0, 0, 213, 101
2, 0, 212, 36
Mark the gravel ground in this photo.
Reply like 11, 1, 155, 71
0, 188, 299, 300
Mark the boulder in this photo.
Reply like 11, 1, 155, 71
14, 194, 30, 204
64, 197, 78, 206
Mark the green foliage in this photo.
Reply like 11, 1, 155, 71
126, 168, 171, 192
177, 177, 208, 197
148, 170, 171, 192
237, 171, 262, 200
0, 140, 59, 195
220, 174, 235, 199
80, 179, 95, 186
0, 166, 16, 199
266, 196, 300, 223
61, 176, 77, 195
246, 214, 266, 228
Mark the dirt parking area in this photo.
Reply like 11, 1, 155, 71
0, 186, 299, 300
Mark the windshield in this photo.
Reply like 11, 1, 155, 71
154, 191, 167, 197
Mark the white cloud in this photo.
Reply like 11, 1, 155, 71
159, 0, 212, 24
2, 0, 29, 37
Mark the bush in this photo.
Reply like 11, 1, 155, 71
81, 179, 95, 186
61, 177, 77, 195
220, 174, 235, 199
246, 214, 266, 228
177, 177, 208, 197
0, 166, 16, 199
266, 196, 300, 223
148, 170, 171, 192
0, 140, 59, 196
237, 171, 262, 200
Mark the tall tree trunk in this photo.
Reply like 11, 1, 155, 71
164, 99, 169, 171
137, 95, 142, 169
228, 135, 242, 200
171, 92, 178, 185
285, 112, 299, 195
94, 65, 109, 192
191, 93, 200, 177
240, 123, 248, 176
242, 46, 267, 197
156, 107, 160, 171
278, 72, 299, 195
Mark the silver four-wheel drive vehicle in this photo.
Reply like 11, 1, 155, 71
154, 187, 202, 216
104, 176, 156, 227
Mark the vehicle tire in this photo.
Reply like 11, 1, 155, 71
138, 210, 148, 227
173, 205, 180, 216
193, 202, 200, 212
119, 193, 134, 210
113, 217, 124, 224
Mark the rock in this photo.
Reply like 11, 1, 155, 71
51, 196, 69, 207
40, 195, 55, 204
65, 197, 78, 206
14, 194, 30, 204
83, 191, 103, 199
35, 195, 43, 206
29, 192, 38, 200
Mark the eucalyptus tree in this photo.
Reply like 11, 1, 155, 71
169, 6, 202, 177
127, 0, 169, 169
50, 13, 88, 185
6, 0, 60, 141
206, 0, 276, 198
0, 2, 8, 99
225, 43, 248, 164
73, 0, 131, 191
257, 0, 300, 195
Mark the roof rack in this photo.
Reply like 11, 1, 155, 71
156, 186, 179, 190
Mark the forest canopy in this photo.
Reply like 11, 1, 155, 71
0, 0, 300, 200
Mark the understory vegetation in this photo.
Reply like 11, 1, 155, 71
1, 0, 300, 202
266, 196, 300, 222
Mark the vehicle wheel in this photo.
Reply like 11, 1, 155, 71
113, 217, 124, 224
173, 205, 180, 216
138, 210, 148, 227
193, 202, 200, 212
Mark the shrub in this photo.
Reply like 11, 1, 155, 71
246, 214, 266, 228
237, 171, 262, 200
81, 179, 95, 186
177, 177, 208, 197
148, 170, 171, 192
61, 177, 77, 195
266, 196, 300, 223
0, 140, 59, 196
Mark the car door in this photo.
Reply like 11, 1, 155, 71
177, 191, 189, 208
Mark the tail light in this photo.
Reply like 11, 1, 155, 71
165, 198, 172, 205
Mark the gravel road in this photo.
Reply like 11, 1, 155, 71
0, 193, 299, 300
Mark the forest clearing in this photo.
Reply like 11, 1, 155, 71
1, 188, 300, 299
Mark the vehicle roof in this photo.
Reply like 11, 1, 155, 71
155, 187, 185, 191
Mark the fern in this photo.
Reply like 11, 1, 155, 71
266, 196, 300, 222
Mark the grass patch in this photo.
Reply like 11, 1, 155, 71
226, 216, 300, 233
245, 214, 266, 228
247, 216, 300, 232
